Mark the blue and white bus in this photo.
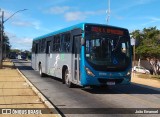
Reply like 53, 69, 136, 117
32, 23, 132, 88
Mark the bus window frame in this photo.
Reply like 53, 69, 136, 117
52, 35, 61, 53
32, 41, 36, 53
45, 37, 52, 54
35, 42, 39, 54
41, 38, 46, 53
61, 32, 71, 53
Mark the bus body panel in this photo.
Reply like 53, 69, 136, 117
47, 53, 72, 79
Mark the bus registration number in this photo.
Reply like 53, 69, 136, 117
107, 82, 115, 85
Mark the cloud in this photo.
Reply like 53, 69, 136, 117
12, 21, 33, 27
45, 6, 105, 21
64, 10, 105, 21
11, 20, 52, 32
64, 12, 86, 21
114, 0, 156, 13
12, 37, 32, 50
136, 0, 155, 4
112, 14, 124, 20
47, 0, 69, 5
141, 17, 160, 26
11, 20, 41, 30
46, 6, 70, 14
150, 17, 160, 22
6, 31, 32, 50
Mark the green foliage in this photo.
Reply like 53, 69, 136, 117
3, 34, 11, 56
10, 49, 21, 53
131, 27, 160, 59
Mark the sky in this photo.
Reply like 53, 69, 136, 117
1, 0, 160, 51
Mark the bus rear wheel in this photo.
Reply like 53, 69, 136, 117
64, 69, 73, 88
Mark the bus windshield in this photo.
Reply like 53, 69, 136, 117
85, 33, 131, 71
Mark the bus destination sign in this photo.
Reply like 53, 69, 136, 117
91, 26, 124, 35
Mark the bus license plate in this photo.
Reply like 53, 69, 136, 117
107, 82, 115, 85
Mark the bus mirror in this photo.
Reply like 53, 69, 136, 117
81, 38, 85, 45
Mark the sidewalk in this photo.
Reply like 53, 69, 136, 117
131, 73, 160, 91
0, 60, 60, 117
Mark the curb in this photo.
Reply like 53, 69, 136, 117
16, 68, 62, 117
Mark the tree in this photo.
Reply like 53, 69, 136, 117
2, 34, 11, 58
10, 49, 21, 53
24, 50, 31, 60
131, 27, 160, 75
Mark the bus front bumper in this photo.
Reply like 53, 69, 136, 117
81, 75, 131, 86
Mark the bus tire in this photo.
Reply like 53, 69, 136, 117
39, 64, 45, 77
64, 69, 73, 88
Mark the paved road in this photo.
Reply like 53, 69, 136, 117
13, 59, 160, 117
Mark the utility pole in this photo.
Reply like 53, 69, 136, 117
106, 0, 110, 24
0, 10, 4, 68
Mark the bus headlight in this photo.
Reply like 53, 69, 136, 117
85, 67, 95, 77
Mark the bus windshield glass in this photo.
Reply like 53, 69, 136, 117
85, 33, 130, 71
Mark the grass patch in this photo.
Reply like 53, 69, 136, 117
137, 73, 160, 81
151, 75, 160, 79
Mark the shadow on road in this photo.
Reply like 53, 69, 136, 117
82, 84, 160, 94
12, 59, 33, 70
16, 66, 34, 70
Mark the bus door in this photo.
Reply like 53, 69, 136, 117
35, 43, 39, 70
73, 35, 81, 84
46, 41, 51, 74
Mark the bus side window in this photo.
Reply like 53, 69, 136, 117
39, 40, 41, 53
53, 35, 60, 52
32, 41, 35, 53
61, 33, 71, 53
41, 39, 46, 53
35, 43, 39, 54
52, 37, 56, 52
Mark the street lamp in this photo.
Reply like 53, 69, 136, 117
0, 9, 28, 68
3, 9, 27, 23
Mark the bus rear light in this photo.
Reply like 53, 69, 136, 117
85, 67, 95, 77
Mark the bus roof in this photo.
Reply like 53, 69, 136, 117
33, 23, 128, 41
